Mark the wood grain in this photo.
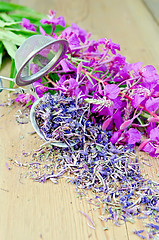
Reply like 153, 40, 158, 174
0, 0, 159, 239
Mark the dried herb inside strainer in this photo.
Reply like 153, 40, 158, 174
33, 92, 109, 149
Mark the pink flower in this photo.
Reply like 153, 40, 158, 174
39, 26, 47, 36
105, 38, 120, 55
33, 82, 48, 98
62, 23, 87, 43
149, 128, 159, 142
40, 10, 65, 28
110, 128, 141, 146
145, 97, 159, 113
110, 131, 122, 144
126, 128, 141, 145
15, 94, 36, 107
131, 95, 145, 108
139, 128, 159, 157
20, 18, 36, 32
57, 76, 82, 97
104, 84, 120, 99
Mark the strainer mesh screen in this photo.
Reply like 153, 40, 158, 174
15, 35, 60, 78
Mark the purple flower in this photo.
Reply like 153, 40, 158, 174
80, 76, 97, 95
126, 128, 141, 145
113, 65, 130, 82
146, 122, 157, 136
59, 31, 81, 50
57, 76, 82, 97
33, 82, 48, 98
110, 131, 122, 144
40, 10, 65, 28
15, 94, 36, 107
101, 38, 120, 55
20, 18, 36, 32
128, 63, 159, 91
141, 65, 159, 89
128, 62, 143, 77
139, 127, 159, 157
113, 110, 123, 129
140, 141, 156, 157
67, 78, 82, 96
62, 23, 87, 43
86, 40, 100, 53
60, 59, 71, 73
131, 94, 146, 108
110, 128, 141, 145
59, 58, 77, 72
104, 84, 120, 99
145, 97, 159, 113
149, 128, 159, 142
108, 54, 126, 77
67, 33, 81, 48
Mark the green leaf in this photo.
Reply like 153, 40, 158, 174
0, 12, 14, 22
6, 28, 38, 37
49, 73, 60, 82
0, 2, 25, 12
0, 2, 45, 24
55, 25, 66, 35
0, 2, 44, 18
2, 40, 17, 58
0, 20, 21, 28
9, 59, 17, 89
0, 29, 26, 45
25, 99, 33, 107
0, 41, 4, 69
86, 74, 95, 86
10, 11, 44, 22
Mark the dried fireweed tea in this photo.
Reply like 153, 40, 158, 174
13, 93, 159, 239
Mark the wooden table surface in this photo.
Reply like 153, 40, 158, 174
0, 0, 159, 239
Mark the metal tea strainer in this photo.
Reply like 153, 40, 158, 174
0, 34, 68, 94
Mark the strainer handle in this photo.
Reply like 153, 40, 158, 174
0, 76, 15, 81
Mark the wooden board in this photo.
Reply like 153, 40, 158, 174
144, 0, 159, 25
0, 0, 159, 239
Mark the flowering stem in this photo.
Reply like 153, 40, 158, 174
120, 92, 158, 118
81, 70, 158, 119
45, 75, 57, 87
117, 76, 140, 87
81, 69, 107, 84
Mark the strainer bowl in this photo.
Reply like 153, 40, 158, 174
15, 35, 68, 86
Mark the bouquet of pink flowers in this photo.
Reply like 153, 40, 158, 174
0, 3, 159, 157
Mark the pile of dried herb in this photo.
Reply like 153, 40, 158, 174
12, 93, 159, 239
